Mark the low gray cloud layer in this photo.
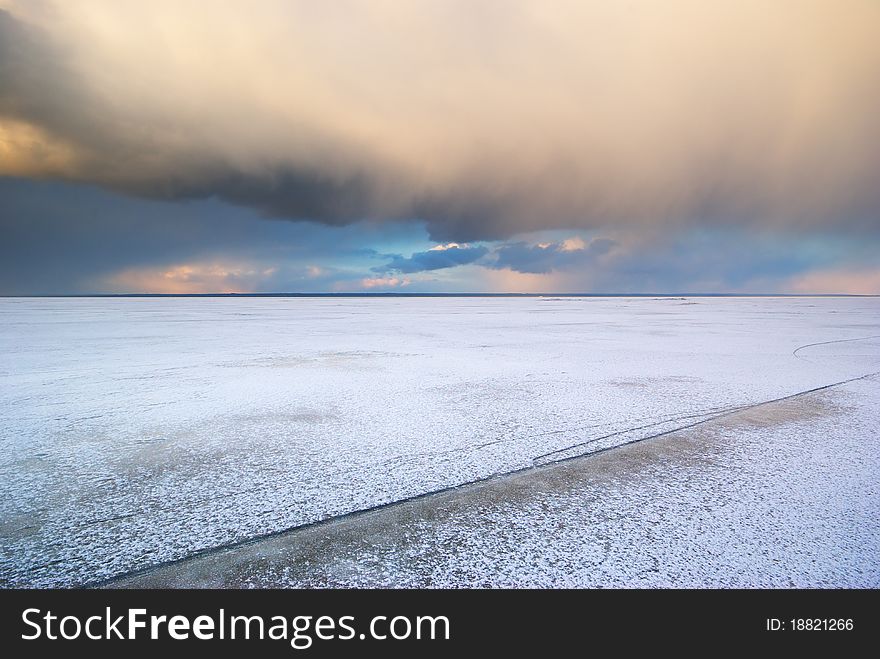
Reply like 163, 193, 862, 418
374, 237, 616, 275
493, 238, 615, 274
1, 1, 879, 243
2, 177, 878, 295
376, 244, 489, 274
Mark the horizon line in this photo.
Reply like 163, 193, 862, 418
2, 292, 878, 299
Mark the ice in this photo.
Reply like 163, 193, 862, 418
1, 296, 878, 587
109, 377, 880, 588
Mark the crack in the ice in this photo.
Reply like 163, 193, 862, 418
375, 404, 742, 472
529, 405, 750, 465
42, 405, 743, 550
531, 370, 880, 468
792, 334, 880, 359
84, 370, 880, 589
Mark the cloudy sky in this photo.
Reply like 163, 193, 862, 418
1, 0, 878, 294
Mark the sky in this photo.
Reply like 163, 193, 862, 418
1, 0, 878, 294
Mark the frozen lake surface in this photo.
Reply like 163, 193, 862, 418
111, 377, 880, 588
1, 296, 878, 587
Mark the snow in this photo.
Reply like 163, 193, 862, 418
1, 296, 878, 587
112, 376, 880, 588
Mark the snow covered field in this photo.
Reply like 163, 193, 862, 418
1, 296, 878, 587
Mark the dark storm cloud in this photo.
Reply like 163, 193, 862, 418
179, 168, 380, 225
0, 177, 423, 294
1, 1, 879, 244
492, 238, 615, 274
376, 244, 489, 274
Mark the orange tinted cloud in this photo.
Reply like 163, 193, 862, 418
0, 119, 77, 177
787, 268, 880, 295
103, 263, 277, 294
358, 276, 411, 290
478, 268, 561, 294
